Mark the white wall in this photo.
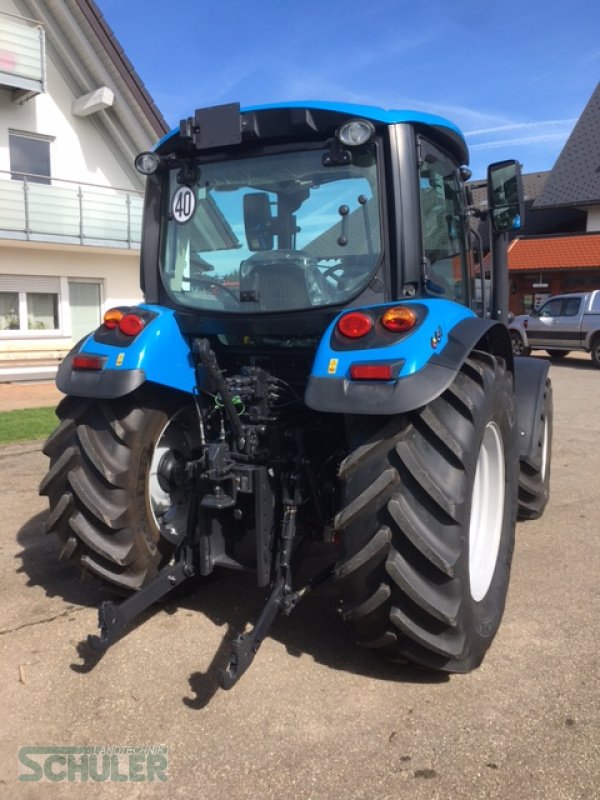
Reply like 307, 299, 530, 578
0, 1, 151, 374
586, 206, 600, 232
0, 242, 142, 359
0, 0, 136, 189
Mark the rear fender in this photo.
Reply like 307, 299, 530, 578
56, 305, 196, 398
513, 356, 551, 461
305, 300, 514, 415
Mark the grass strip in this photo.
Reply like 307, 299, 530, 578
0, 407, 57, 445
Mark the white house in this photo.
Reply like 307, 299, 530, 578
0, 0, 168, 380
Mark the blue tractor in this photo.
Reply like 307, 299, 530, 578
40, 102, 552, 686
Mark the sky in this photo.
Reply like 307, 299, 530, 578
97, 0, 600, 179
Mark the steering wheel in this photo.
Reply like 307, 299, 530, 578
189, 274, 240, 308
321, 265, 346, 287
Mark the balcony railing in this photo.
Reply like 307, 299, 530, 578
0, 11, 45, 98
0, 172, 143, 249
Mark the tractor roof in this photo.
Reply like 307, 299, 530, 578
155, 101, 469, 165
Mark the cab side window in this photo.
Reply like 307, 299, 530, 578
562, 298, 581, 317
539, 299, 564, 317
418, 141, 469, 306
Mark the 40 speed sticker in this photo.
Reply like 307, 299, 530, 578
171, 185, 195, 223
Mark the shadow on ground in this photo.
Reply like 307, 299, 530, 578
16, 512, 448, 709
535, 354, 595, 371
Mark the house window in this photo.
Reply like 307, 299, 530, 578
0, 277, 60, 333
9, 131, 52, 184
0, 292, 20, 331
68, 281, 101, 342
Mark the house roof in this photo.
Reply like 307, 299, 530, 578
508, 233, 600, 271
74, 0, 168, 139
469, 171, 585, 248
535, 83, 600, 209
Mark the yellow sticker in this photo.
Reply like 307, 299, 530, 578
116, 352, 125, 367
328, 358, 339, 375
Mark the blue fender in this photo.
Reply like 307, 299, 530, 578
305, 299, 513, 415
56, 305, 196, 398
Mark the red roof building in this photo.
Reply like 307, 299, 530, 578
508, 233, 600, 314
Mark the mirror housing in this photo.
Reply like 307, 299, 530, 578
244, 193, 273, 251
487, 160, 525, 234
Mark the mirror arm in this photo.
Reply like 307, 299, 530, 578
490, 224, 510, 324
469, 224, 487, 318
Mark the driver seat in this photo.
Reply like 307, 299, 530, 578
242, 263, 311, 311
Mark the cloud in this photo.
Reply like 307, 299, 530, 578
469, 132, 569, 151
465, 119, 577, 137
579, 47, 600, 64
379, 97, 514, 132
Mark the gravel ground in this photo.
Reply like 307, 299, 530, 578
0, 383, 63, 413
0, 355, 598, 800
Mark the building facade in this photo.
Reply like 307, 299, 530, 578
0, 0, 167, 380
468, 83, 600, 315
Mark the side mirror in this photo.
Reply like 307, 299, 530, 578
244, 193, 273, 251
487, 160, 525, 234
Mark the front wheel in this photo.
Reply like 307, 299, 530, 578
591, 336, 600, 368
510, 331, 530, 356
334, 352, 519, 672
39, 389, 199, 591
517, 379, 552, 520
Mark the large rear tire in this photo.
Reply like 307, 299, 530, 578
517, 379, 552, 520
335, 352, 519, 672
39, 389, 198, 591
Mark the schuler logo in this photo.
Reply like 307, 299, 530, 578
17, 746, 168, 782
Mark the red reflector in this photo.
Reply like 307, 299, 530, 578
119, 314, 145, 336
73, 355, 105, 371
350, 364, 393, 381
337, 312, 373, 338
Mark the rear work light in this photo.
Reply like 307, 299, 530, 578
119, 314, 145, 337
380, 306, 417, 333
73, 354, 105, 371
103, 308, 124, 329
350, 364, 393, 381
337, 311, 373, 338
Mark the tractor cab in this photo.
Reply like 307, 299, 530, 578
137, 102, 495, 341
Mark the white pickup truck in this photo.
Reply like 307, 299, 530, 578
509, 290, 600, 366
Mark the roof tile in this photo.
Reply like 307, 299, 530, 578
508, 234, 600, 271
535, 83, 600, 209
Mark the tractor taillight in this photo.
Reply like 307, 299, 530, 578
73, 354, 105, 371
337, 312, 373, 338
350, 364, 393, 381
119, 314, 145, 337
380, 306, 417, 333
103, 308, 124, 329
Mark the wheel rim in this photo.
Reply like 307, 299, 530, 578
147, 406, 198, 536
540, 414, 549, 482
511, 335, 524, 355
469, 421, 505, 602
